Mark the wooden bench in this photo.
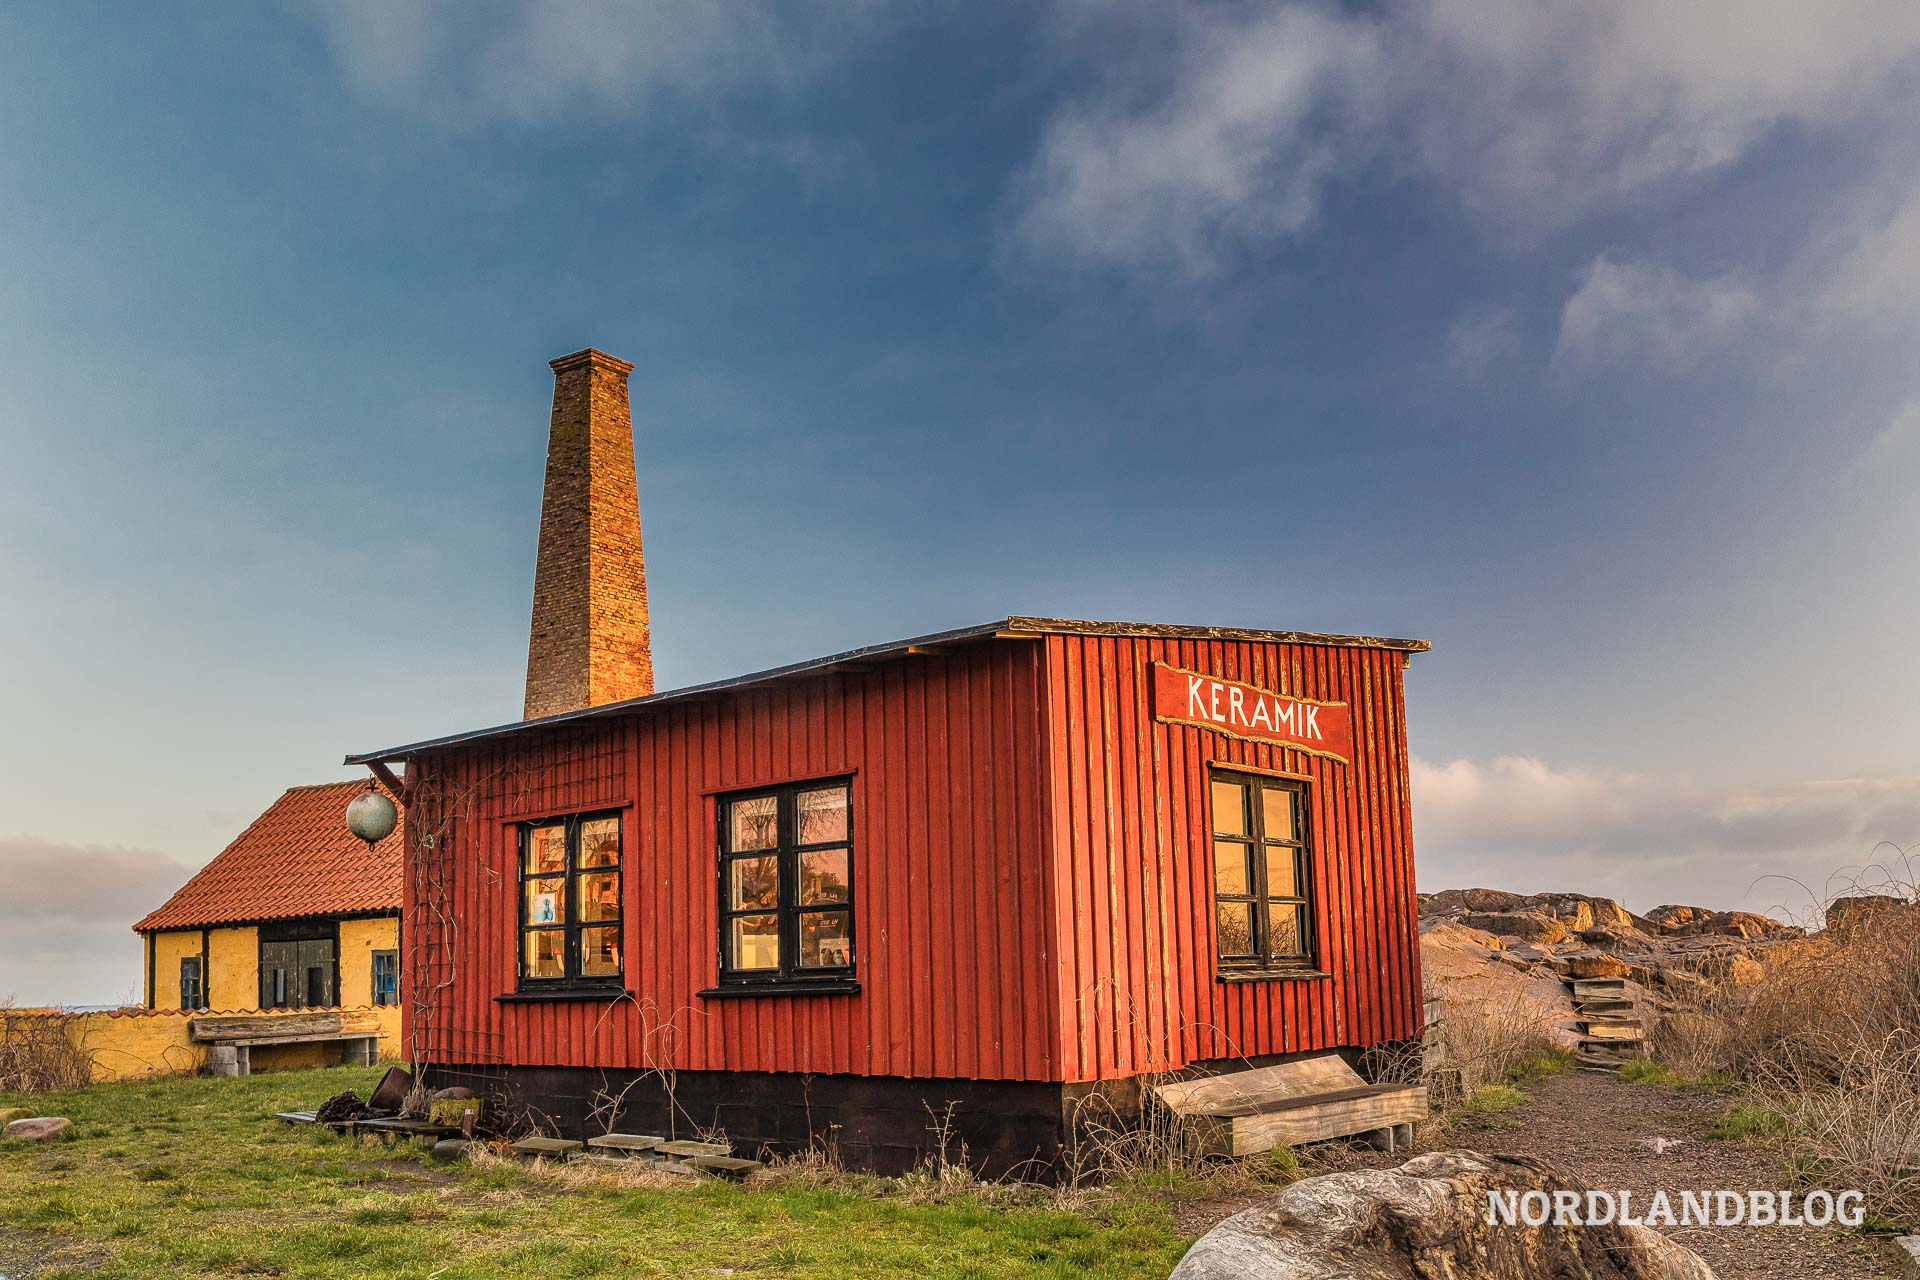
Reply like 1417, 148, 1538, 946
1153, 1053, 1428, 1158
190, 1012, 382, 1077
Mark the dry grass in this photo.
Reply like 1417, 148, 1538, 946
0, 1003, 93, 1094
1648, 892, 1920, 1222
1434, 989, 1562, 1097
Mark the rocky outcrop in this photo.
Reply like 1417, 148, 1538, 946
1825, 894, 1909, 931
1424, 890, 1800, 986
1171, 1150, 1714, 1280
1459, 910, 1568, 945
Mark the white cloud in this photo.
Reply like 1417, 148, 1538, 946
1849, 398, 1920, 478
1820, 182, 1920, 329
1014, 0, 1920, 269
1412, 755, 1920, 923
1444, 302, 1523, 377
1553, 255, 1761, 372
1014, 6, 1384, 273
300, 0, 879, 124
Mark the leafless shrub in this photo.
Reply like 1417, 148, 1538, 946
0, 1003, 94, 1093
1434, 990, 1560, 1095
1649, 872, 1920, 1220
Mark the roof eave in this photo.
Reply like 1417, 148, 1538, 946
345, 616, 1431, 765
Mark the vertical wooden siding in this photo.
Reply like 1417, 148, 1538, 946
1037, 634, 1421, 1083
405, 640, 1058, 1081
401, 630, 1420, 1085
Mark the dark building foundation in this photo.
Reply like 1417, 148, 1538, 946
429, 1045, 1375, 1179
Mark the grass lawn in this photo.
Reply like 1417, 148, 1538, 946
0, 1067, 1194, 1279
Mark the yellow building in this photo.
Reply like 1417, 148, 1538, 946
130, 780, 404, 1071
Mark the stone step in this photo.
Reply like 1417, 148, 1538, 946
686, 1154, 762, 1181
586, 1133, 666, 1155
510, 1136, 583, 1158
657, 1139, 732, 1160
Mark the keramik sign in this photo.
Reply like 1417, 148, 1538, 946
1151, 662, 1354, 763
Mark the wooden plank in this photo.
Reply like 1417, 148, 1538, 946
190, 1011, 342, 1043
1154, 1053, 1367, 1116
1580, 1022, 1644, 1040
222, 1032, 380, 1048
1181, 1085, 1429, 1157
1203, 1082, 1412, 1120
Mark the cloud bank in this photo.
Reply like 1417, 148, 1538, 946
1412, 755, 1920, 923
1015, 0, 1920, 269
0, 837, 192, 1008
300, 0, 880, 125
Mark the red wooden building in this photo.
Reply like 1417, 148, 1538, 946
347, 351, 1428, 1172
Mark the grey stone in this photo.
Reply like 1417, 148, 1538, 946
3, 1117, 72, 1142
430, 1138, 471, 1162
1171, 1150, 1714, 1280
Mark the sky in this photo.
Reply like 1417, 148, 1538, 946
4, 2, 1920, 1005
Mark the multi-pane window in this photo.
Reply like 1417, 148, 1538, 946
518, 812, 623, 989
1209, 771, 1316, 972
371, 950, 399, 1006
179, 956, 204, 1011
717, 779, 854, 987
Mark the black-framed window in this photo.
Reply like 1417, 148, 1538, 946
716, 779, 854, 987
259, 919, 338, 1009
517, 812, 623, 989
1209, 771, 1316, 972
371, 950, 399, 1006
179, 956, 204, 1011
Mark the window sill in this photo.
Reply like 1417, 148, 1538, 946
1216, 968, 1332, 984
495, 987, 632, 1004
697, 979, 861, 999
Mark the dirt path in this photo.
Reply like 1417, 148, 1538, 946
1185, 1072, 1907, 1279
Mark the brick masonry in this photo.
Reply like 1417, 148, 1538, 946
524, 348, 655, 720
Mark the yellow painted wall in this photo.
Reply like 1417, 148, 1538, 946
148, 931, 202, 1012
94, 915, 405, 1080
339, 916, 400, 1009
207, 926, 259, 1010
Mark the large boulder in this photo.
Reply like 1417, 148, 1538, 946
1459, 911, 1569, 945
1425, 889, 1527, 917
1567, 952, 1632, 979
1825, 894, 1909, 931
1171, 1150, 1714, 1280
3, 1117, 72, 1142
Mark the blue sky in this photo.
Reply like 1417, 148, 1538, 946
4, 2, 1920, 1003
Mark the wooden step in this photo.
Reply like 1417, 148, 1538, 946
1575, 999, 1634, 1016
1579, 1021, 1644, 1040
1571, 978, 1628, 997
1577, 1038, 1643, 1057
510, 1136, 583, 1158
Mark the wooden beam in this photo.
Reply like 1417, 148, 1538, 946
366, 760, 410, 806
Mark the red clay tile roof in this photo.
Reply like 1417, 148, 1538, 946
134, 780, 402, 933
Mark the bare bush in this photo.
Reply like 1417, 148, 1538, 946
1435, 990, 1560, 1095
1649, 887, 1920, 1220
0, 1004, 93, 1094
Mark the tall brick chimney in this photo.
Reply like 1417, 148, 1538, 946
524, 348, 655, 720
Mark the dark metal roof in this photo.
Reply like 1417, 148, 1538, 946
344, 616, 1430, 765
